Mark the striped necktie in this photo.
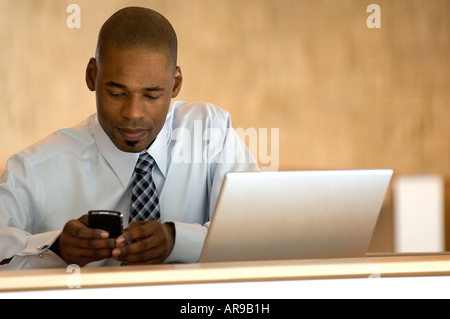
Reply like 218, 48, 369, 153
129, 152, 161, 224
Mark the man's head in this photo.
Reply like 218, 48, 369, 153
86, 7, 183, 153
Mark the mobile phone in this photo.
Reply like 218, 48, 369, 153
88, 210, 123, 239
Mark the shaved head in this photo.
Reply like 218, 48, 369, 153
96, 7, 178, 69
86, 6, 183, 153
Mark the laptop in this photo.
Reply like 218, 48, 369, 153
199, 169, 393, 263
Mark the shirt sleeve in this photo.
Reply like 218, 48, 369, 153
0, 230, 67, 270
164, 111, 260, 264
0, 155, 67, 270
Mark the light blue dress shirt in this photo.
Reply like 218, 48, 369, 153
0, 101, 259, 270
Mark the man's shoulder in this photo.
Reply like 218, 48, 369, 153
169, 101, 231, 125
19, 115, 96, 165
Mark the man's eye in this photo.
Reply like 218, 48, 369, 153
108, 91, 125, 98
144, 95, 158, 100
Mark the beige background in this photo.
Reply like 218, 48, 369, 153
1, 0, 450, 252
1, 0, 449, 174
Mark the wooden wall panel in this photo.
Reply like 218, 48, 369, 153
1, 0, 449, 176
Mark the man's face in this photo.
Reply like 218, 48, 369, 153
86, 47, 182, 153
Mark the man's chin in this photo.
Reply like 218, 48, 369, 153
125, 140, 140, 148
115, 140, 148, 153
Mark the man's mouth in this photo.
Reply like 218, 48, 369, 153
117, 128, 148, 141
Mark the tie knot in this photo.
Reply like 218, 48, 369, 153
135, 152, 155, 175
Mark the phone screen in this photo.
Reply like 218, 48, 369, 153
88, 211, 123, 239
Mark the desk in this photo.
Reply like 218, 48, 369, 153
1, 253, 450, 293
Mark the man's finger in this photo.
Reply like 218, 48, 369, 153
65, 219, 109, 239
113, 236, 159, 256
69, 246, 114, 260
69, 237, 117, 250
112, 238, 165, 264
116, 221, 159, 245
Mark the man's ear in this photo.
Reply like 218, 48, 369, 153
85, 58, 97, 92
171, 66, 183, 98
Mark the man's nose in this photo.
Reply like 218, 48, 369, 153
120, 95, 145, 120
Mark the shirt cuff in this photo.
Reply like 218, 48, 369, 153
164, 222, 208, 264
15, 230, 67, 269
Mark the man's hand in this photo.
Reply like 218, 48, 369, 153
52, 215, 117, 267
112, 221, 175, 265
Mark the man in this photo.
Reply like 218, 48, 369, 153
0, 7, 259, 270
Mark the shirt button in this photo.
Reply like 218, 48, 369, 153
38, 254, 43, 258
36, 245, 42, 250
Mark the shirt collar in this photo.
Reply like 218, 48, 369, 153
91, 114, 170, 188
147, 119, 170, 178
